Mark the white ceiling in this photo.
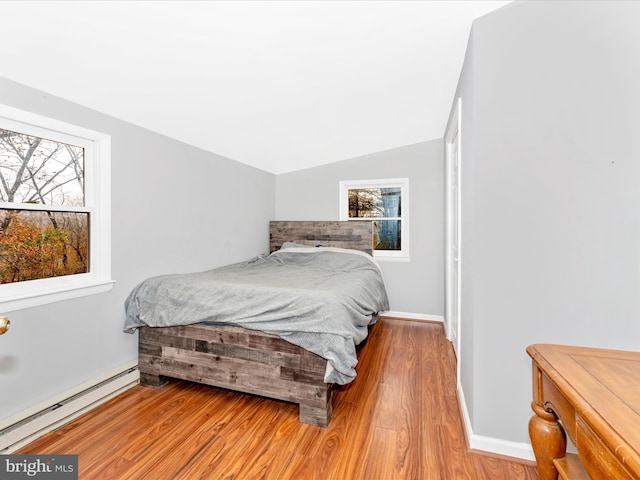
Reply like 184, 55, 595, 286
0, 0, 511, 174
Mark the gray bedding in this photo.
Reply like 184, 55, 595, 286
124, 246, 389, 384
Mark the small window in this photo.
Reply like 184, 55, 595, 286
339, 178, 409, 261
0, 105, 112, 312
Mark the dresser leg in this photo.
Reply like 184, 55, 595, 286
529, 401, 566, 480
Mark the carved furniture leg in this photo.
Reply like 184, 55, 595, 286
529, 401, 567, 480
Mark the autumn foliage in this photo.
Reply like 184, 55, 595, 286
1, 127, 88, 284
0, 213, 88, 283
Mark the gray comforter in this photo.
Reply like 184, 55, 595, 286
124, 246, 389, 384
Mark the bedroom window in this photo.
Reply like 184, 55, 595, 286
339, 178, 409, 261
0, 105, 113, 312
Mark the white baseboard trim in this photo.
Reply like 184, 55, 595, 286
457, 382, 535, 462
0, 361, 140, 453
380, 311, 444, 323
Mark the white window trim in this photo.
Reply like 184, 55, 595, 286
339, 178, 410, 262
0, 104, 113, 312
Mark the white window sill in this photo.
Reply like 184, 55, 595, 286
0, 280, 115, 313
375, 255, 411, 263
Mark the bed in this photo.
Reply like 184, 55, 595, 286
124, 221, 389, 427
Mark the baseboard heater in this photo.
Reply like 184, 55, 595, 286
0, 363, 140, 453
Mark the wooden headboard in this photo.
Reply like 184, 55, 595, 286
269, 221, 373, 256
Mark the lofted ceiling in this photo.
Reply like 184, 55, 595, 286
0, 1, 511, 174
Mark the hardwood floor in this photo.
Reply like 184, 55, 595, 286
19, 318, 538, 479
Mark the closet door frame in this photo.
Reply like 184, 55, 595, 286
445, 97, 462, 381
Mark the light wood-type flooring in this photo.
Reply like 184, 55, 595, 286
19, 318, 538, 479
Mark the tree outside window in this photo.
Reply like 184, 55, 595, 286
0, 128, 89, 283
348, 187, 401, 251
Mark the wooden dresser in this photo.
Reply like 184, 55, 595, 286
527, 344, 640, 480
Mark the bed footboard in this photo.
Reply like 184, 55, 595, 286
138, 323, 333, 427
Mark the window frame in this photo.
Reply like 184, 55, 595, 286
0, 104, 113, 312
339, 178, 410, 261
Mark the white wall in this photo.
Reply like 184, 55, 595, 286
452, 0, 640, 450
275, 140, 444, 317
0, 77, 275, 424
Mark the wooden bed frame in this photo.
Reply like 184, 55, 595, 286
138, 221, 374, 427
